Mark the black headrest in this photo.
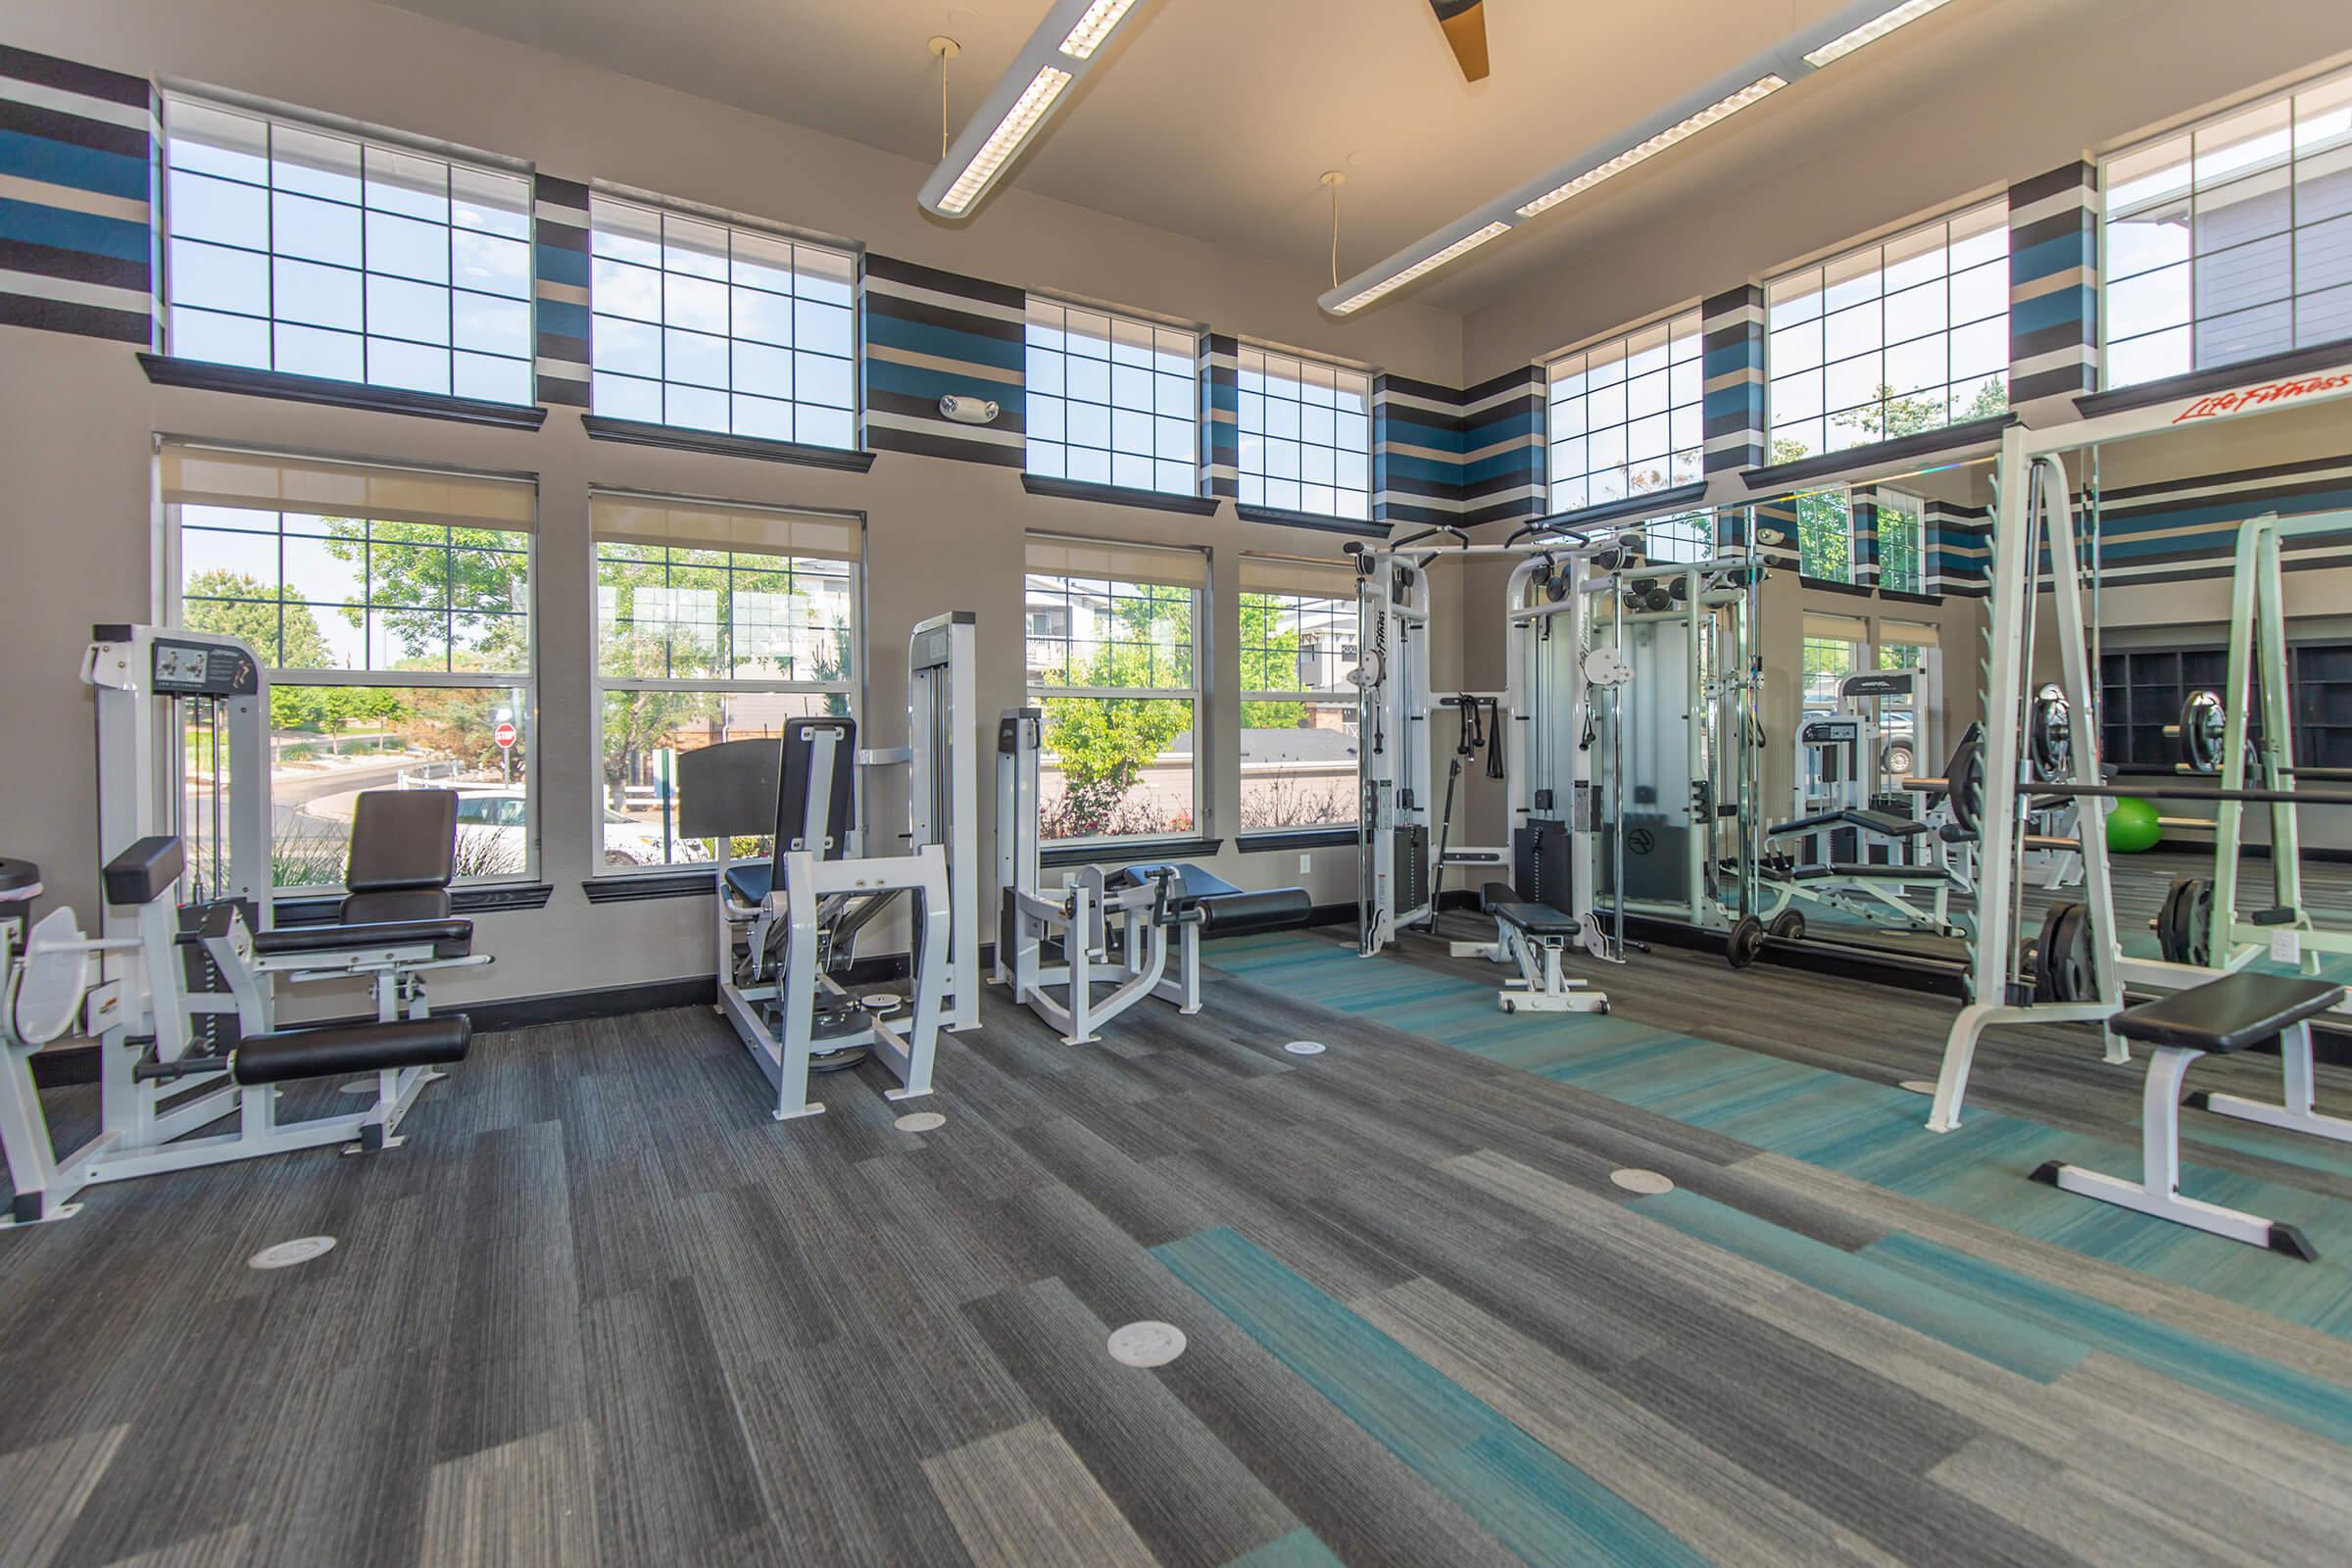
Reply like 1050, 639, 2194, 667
346, 790, 458, 893
103, 835, 184, 907
777, 716, 858, 862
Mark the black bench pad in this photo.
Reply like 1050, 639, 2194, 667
1114, 863, 1310, 937
2111, 972, 2345, 1054
724, 863, 773, 906
1770, 808, 1927, 840
1790, 863, 1950, 883
230, 1014, 471, 1085
1493, 901, 1581, 937
252, 918, 473, 961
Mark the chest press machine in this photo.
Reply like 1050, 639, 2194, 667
2, 626, 481, 1226
992, 709, 1311, 1045
1352, 529, 1618, 1013
678, 612, 977, 1120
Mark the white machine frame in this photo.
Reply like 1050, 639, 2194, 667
1927, 357, 2352, 1133
1354, 532, 1618, 1010
992, 708, 1206, 1045
704, 612, 977, 1119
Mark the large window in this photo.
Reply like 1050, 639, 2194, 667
162, 96, 533, 403
1767, 203, 2008, 463
2104, 68, 2352, 387
1025, 538, 1204, 842
590, 494, 858, 871
1238, 349, 1373, 519
161, 444, 537, 890
589, 195, 858, 450
1545, 311, 1703, 514
1025, 301, 1198, 495
1240, 557, 1359, 831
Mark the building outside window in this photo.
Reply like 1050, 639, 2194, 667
1766, 202, 2009, 463
1025, 537, 1204, 842
589, 193, 858, 449
1644, 513, 1714, 564
1239, 557, 1359, 831
590, 494, 858, 871
1802, 613, 1867, 713
1025, 301, 1198, 495
162, 95, 533, 403
1545, 311, 1703, 514
1238, 348, 1373, 519
1874, 490, 1925, 594
2104, 67, 2352, 387
161, 443, 537, 891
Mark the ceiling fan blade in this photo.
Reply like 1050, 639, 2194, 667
1429, 0, 1491, 82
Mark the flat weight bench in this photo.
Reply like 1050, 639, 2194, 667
2032, 971, 2347, 1260
1457, 881, 1609, 1015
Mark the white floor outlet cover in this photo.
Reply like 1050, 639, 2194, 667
339, 1081, 374, 1096
1898, 1079, 1936, 1096
1609, 1168, 1675, 1196
1283, 1041, 1327, 1055
1107, 1320, 1187, 1367
249, 1236, 337, 1270
895, 1111, 948, 1133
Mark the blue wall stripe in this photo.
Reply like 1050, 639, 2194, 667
0, 125, 148, 200
0, 195, 148, 263
863, 311, 1026, 372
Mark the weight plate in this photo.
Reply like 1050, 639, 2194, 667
1727, 913, 1765, 969
2165, 875, 2215, 968
1949, 735, 1986, 838
2028, 685, 2073, 783
1769, 909, 1806, 942
2180, 691, 2227, 775
2034, 902, 2093, 1004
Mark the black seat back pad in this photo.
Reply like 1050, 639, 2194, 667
346, 789, 458, 893
230, 1014, 471, 1085
2111, 971, 2345, 1054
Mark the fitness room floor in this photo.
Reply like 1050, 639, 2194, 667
4, 922, 2350, 1567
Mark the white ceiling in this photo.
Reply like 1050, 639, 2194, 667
374, 0, 2061, 315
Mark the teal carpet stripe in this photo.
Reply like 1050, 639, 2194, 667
1214, 935, 2352, 1340
1226, 1528, 1346, 1568
1156, 1227, 1710, 1568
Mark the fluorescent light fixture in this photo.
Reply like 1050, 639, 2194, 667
938, 67, 1072, 215
1803, 0, 1955, 67
1316, 1, 1976, 314
1058, 0, 1142, 59
920, 0, 1159, 220
1516, 74, 1785, 219
1332, 222, 1512, 315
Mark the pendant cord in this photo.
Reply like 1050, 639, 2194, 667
1329, 179, 1340, 289
940, 54, 950, 157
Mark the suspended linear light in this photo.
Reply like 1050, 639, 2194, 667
1515, 75, 1785, 219
919, 0, 1156, 220
1316, 0, 1975, 315
1804, 0, 1956, 68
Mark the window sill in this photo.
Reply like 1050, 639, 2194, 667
580, 415, 876, 471
2072, 338, 2352, 419
1041, 835, 1222, 868
1743, 414, 2013, 494
1233, 503, 1385, 537
1236, 826, 1357, 853
137, 354, 549, 430
1797, 575, 1874, 597
582, 869, 716, 904
1022, 474, 1220, 515
272, 880, 554, 926
1523, 481, 1709, 539
1877, 586, 1941, 606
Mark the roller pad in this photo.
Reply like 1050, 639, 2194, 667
230, 1015, 471, 1085
251, 919, 474, 961
1113, 863, 1311, 937
102, 836, 184, 907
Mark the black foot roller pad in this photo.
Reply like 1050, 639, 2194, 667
1114, 863, 1312, 938
230, 1015, 471, 1086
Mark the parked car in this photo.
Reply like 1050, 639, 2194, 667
447, 787, 708, 872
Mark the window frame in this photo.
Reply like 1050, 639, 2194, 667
586, 189, 862, 452
1236, 345, 1374, 520
158, 89, 537, 405
2099, 64, 2352, 388
1023, 298, 1201, 497
1024, 540, 1207, 846
160, 472, 541, 897
1544, 308, 1705, 515
587, 496, 865, 877
1763, 200, 2011, 465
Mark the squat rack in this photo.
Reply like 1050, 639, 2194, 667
1926, 355, 2352, 1133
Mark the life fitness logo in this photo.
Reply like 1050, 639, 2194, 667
2172, 371, 2352, 424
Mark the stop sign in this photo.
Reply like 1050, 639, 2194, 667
494, 719, 517, 750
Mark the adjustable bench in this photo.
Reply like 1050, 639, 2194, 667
2032, 971, 2346, 1260
1457, 881, 1608, 1014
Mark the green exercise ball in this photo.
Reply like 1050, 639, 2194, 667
2107, 795, 2162, 854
